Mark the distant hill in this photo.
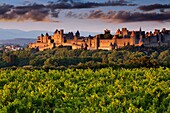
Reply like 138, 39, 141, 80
0, 28, 53, 40
0, 28, 101, 47
0, 28, 99, 40
0, 38, 36, 46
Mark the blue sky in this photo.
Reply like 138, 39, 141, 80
0, 0, 170, 39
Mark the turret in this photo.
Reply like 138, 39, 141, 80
139, 27, 144, 45
42, 33, 49, 43
60, 29, 64, 36
116, 29, 121, 35
46, 33, 49, 37
131, 31, 135, 37
59, 29, 64, 43
162, 28, 166, 33
75, 30, 80, 37
139, 27, 142, 33
37, 34, 44, 43
122, 28, 128, 37
104, 29, 110, 34
40, 34, 44, 43
54, 29, 58, 34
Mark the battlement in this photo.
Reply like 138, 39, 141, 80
104, 29, 111, 34
29, 28, 170, 51
54, 29, 64, 35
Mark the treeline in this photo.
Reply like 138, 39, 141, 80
0, 45, 170, 69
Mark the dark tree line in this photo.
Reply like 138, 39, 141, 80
0, 45, 170, 69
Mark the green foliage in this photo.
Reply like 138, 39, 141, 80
158, 50, 170, 66
0, 46, 170, 68
0, 67, 170, 112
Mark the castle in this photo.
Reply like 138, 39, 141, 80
29, 28, 170, 51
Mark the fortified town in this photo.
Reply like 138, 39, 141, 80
29, 28, 170, 51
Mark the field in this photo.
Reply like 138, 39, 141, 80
0, 67, 170, 113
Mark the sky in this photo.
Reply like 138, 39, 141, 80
0, 0, 170, 38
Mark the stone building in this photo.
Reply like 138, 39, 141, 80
29, 28, 170, 51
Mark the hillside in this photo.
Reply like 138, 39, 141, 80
0, 28, 53, 40
0, 38, 36, 46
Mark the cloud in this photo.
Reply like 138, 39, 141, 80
47, 0, 134, 9
65, 11, 78, 18
65, 10, 170, 23
114, 11, 170, 22
0, 3, 60, 22
0, 4, 14, 15
138, 4, 170, 11
0, 0, 134, 22
88, 10, 106, 19
57, 0, 74, 3
88, 10, 116, 20
65, 10, 116, 19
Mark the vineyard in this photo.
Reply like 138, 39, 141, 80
0, 67, 170, 113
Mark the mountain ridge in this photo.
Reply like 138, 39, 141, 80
0, 28, 53, 40
0, 38, 36, 46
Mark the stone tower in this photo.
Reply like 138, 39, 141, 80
75, 30, 80, 37
139, 27, 144, 45
42, 33, 49, 43
53, 29, 64, 45
112, 35, 117, 44
94, 35, 100, 50
59, 29, 64, 44
130, 31, 136, 45
74, 36, 77, 44
37, 34, 44, 43
122, 28, 128, 37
